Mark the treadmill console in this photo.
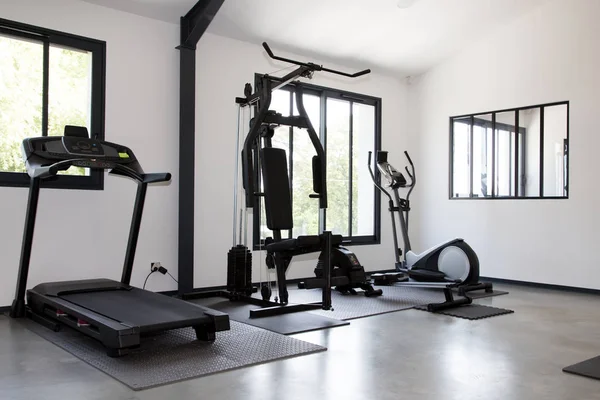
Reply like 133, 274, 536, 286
22, 135, 141, 179
62, 136, 106, 157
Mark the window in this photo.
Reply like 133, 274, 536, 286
0, 18, 105, 189
450, 101, 569, 199
254, 77, 382, 248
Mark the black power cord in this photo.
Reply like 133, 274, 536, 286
143, 271, 154, 290
166, 270, 178, 284
143, 266, 178, 290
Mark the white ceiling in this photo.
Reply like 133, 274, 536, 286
80, 0, 551, 75
80, 0, 196, 24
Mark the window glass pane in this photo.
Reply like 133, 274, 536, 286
271, 126, 289, 152
472, 125, 484, 197
352, 102, 375, 235
496, 129, 511, 196
542, 104, 568, 197
519, 108, 541, 197
510, 132, 516, 196
270, 89, 290, 116
292, 94, 320, 237
325, 98, 350, 236
48, 45, 93, 176
472, 114, 492, 198
518, 133, 524, 196
452, 118, 470, 197
487, 126, 493, 194
0, 34, 43, 173
494, 111, 515, 197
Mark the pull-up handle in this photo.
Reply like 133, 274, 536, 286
262, 42, 371, 78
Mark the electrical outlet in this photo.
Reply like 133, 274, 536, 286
151, 262, 162, 272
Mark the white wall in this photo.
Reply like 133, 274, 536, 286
410, 0, 600, 289
195, 33, 409, 288
0, 0, 180, 306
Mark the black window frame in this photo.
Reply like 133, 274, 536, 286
449, 101, 569, 200
253, 75, 382, 249
0, 18, 106, 190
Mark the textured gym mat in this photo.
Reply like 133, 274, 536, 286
305, 286, 441, 320
296, 285, 509, 321
414, 303, 515, 320
189, 298, 349, 335
20, 319, 325, 391
563, 356, 600, 380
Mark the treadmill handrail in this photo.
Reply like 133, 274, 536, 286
26, 158, 172, 185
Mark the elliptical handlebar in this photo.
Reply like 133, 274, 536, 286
368, 150, 417, 201
368, 151, 393, 203
262, 42, 371, 78
404, 151, 416, 201
403, 150, 414, 166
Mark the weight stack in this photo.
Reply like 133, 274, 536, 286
227, 245, 253, 294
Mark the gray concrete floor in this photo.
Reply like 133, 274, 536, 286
1, 284, 599, 400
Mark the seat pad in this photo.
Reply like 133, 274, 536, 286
265, 234, 342, 253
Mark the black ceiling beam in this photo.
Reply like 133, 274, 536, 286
180, 0, 224, 50
177, 0, 224, 295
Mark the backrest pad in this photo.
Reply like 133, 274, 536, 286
260, 147, 293, 231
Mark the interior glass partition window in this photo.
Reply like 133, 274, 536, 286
450, 101, 568, 199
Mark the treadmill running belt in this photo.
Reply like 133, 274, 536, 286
63, 289, 208, 328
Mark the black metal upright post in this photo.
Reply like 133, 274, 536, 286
322, 231, 332, 310
491, 113, 496, 197
121, 182, 148, 285
539, 107, 545, 197
10, 177, 41, 318
469, 116, 474, 197
514, 112, 520, 197
178, 45, 196, 294
177, 0, 224, 295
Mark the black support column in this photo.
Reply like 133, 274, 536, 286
177, 0, 224, 295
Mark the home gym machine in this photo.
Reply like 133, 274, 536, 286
185, 42, 376, 318
9, 127, 230, 356
368, 150, 493, 311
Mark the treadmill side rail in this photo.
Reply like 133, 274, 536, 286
27, 281, 231, 356
27, 290, 141, 352
198, 305, 231, 332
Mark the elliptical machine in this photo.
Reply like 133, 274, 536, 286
368, 150, 493, 310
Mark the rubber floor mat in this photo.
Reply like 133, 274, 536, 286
189, 298, 349, 335
414, 303, 514, 320
297, 285, 507, 320
20, 319, 325, 391
563, 356, 600, 380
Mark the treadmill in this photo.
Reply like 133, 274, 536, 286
9, 128, 230, 356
